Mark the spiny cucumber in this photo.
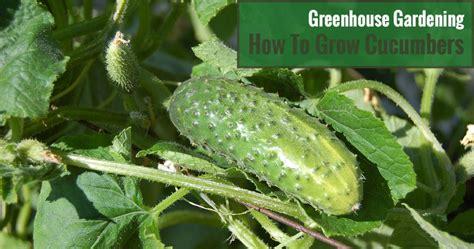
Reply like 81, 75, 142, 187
105, 31, 139, 93
168, 78, 362, 215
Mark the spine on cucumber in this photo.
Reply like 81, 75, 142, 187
168, 78, 362, 215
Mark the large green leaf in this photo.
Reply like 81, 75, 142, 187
192, 0, 234, 26
447, 209, 474, 239
384, 209, 438, 248
328, 208, 445, 249
248, 68, 305, 101
33, 171, 149, 249
34, 131, 152, 249
384, 115, 457, 212
192, 37, 258, 79
111, 127, 132, 161
0, 0, 68, 118
315, 91, 416, 202
339, 224, 394, 249
404, 204, 473, 249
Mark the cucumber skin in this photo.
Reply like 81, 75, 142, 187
168, 78, 362, 215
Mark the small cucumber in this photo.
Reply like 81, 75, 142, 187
168, 78, 362, 215
105, 32, 139, 93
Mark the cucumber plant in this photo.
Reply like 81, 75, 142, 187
0, 0, 473, 249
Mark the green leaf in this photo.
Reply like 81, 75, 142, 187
248, 68, 305, 101
385, 209, 438, 248
78, 173, 145, 218
299, 69, 331, 96
342, 89, 377, 113
403, 204, 473, 249
53, 130, 131, 164
0, 232, 30, 249
191, 62, 221, 78
446, 184, 466, 214
338, 223, 395, 249
192, 37, 258, 79
315, 91, 416, 202
51, 134, 114, 152
136, 142, 227, 176
34, 132, 153, 248
0, 0, 68, 118
340, 208, 439, 248
0, 177, 17, 203
111, 127, 132, 161
34, 171, 149, 249
447, 209, 474, 239
192, 0, 234, 26
384, 115, 456, 212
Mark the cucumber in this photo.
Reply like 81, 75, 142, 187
105, 31, 139, 93
168, 78, 362, 215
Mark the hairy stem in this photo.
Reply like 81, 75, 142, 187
420, 69, 442, 123
250, 209, 290, 243
150, 188, 190, 216
60, 153, 302, 219
113, 0, 130, 23
61, 153, 348, 247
